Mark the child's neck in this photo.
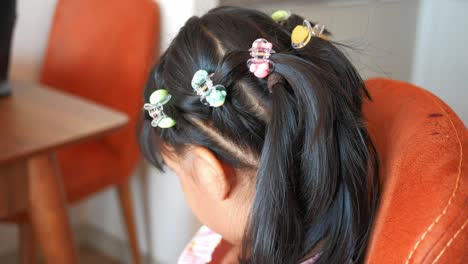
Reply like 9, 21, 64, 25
211, 239, 241, 264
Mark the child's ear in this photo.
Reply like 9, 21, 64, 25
190, 146, 234, 201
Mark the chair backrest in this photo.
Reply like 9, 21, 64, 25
363, 78, 467, 263
40, 0, 159, 178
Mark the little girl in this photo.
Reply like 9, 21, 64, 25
139, 7, 379, 264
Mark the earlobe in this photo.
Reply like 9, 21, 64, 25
192, 147, 233, 201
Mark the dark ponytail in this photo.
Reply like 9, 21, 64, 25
139, 7, 379, 264
244, 68, 302, 263
242, 49, 379, 263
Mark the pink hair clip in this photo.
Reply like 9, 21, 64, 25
247, 38, 275, 79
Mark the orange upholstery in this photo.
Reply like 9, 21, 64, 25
40, 0, 159, 202
364, 79, 467, 263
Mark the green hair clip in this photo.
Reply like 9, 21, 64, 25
271, 10, 291, 23
191, 70, 227, 107
144, 89, 176, 128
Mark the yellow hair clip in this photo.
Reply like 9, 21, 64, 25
291, 20, 327, 49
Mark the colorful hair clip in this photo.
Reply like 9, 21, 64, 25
191, 70, 227, 107
247, 38, 275, 79
291, 20, 327, 49
144, 89, 176, 128
271, 10, 290, 24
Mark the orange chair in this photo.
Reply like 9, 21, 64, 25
364, 79, 467, 263
2, 0, 159, 263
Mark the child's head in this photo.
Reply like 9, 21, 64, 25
139, 6, 379, 264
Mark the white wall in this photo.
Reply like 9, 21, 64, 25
9, 0, 57, 82
412, 0, 468, 123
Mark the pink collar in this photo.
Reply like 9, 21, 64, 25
178, 225, 320, 264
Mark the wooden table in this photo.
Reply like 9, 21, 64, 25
0, 81, 128, 263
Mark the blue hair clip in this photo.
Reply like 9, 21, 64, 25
191, 70, 227, 107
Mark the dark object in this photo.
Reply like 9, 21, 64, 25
0, 0, 17, 97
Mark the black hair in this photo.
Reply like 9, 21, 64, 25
138, 6, 379, 264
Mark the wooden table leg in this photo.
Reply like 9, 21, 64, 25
28, 154, 79, 264
117, 181, 142, 264
19, 222, 38, 264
